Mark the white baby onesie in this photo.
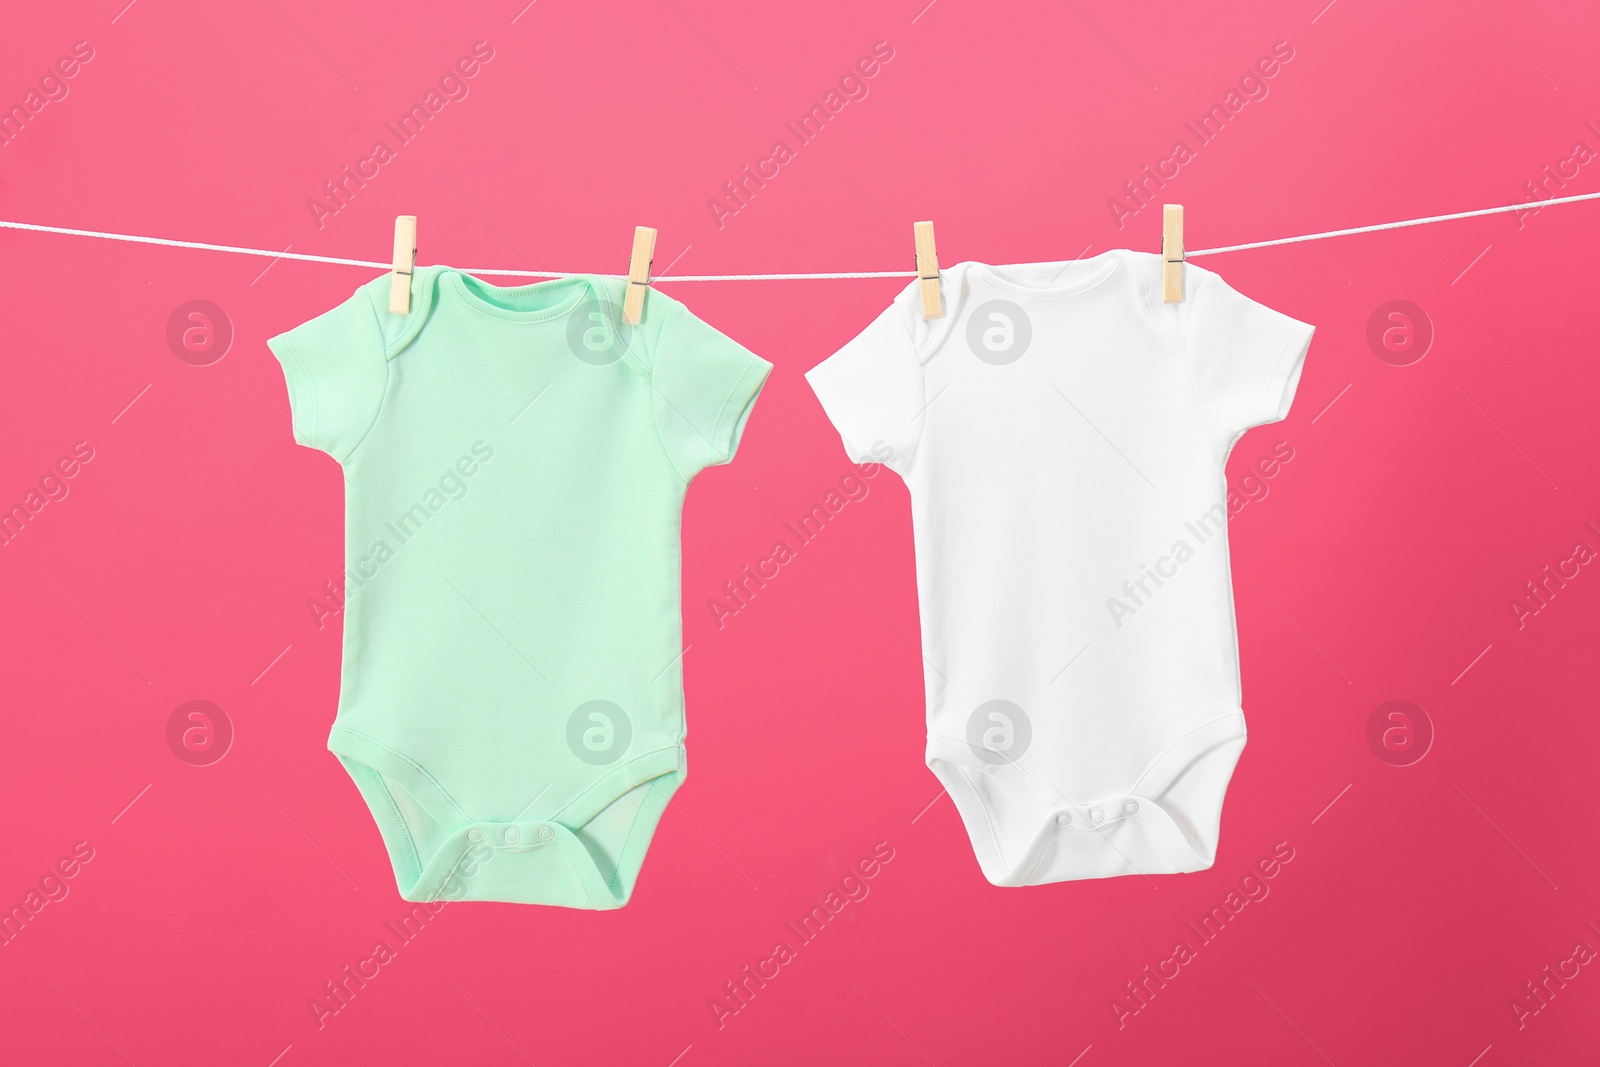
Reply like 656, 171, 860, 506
806, 251, 1314, 885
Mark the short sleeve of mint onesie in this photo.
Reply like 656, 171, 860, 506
645, 298, 771, 480
266, 284, 388, 462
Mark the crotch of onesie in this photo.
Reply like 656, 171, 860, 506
925, 712, 1246, 886
328, 725, 685, 908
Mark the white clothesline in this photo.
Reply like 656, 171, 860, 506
0, 190, 1595, 281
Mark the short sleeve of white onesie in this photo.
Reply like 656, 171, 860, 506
1187, 268, 1314, 438
804, 292, 927, 473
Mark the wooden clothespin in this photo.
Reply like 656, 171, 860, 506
1161, 204, 1184, 303
623, 226, 657, 326
389, 215, 417, 314
914, 221, 942, 319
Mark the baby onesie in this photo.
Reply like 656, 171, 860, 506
806, 251, 1313, 885
269, 267, 769, 907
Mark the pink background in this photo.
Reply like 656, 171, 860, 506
3, 1, 1599, 1064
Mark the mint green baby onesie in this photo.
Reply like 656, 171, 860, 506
269, 267, 770, 908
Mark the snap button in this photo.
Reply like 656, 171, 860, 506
503, 827, 520, 844
467, 829, 484, 844
537, 825, 555, 842
1089, 806, 1105, 823
1056, 812, 1071, 826
1123, 800, 1140, 816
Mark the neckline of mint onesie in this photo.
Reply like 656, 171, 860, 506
439, 268, 600, 323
